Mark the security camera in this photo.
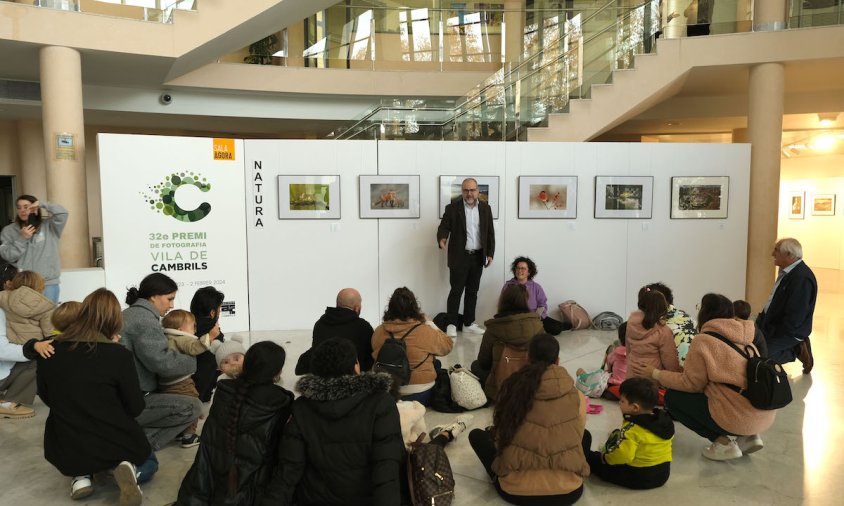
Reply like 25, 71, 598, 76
159, 93, 173, 105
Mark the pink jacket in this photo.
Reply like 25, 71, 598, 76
605, 345, 627, 385
625, 311, 681, 379
657, 318, 776, 436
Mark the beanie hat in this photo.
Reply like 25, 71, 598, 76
214, 335, 245, 368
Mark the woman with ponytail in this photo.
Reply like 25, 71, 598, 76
175, 340, 294, 505
121, 273, 203, 450
468, 334, 589, 505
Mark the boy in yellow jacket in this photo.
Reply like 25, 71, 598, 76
582, 377, 673, 489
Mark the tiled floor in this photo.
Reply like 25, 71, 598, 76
1, 269, 841, 505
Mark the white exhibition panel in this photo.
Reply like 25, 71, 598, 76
97, 134, 250, 331
243, 140, 380, 330
377, 141, 507, 324
504, 142, 750, 319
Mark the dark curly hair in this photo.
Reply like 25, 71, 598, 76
492, 334, 559, 456
311, 338, 357, 378
697, 293, 734, 331
383, 287, 425, 322
510, 256, 538, 280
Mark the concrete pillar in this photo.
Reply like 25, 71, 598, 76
17, 120, 47, 199
286, 23, 305, 67
753, 0, 787, 31
662, 0, 688, 39
503, 1, 525, 63
745, 63, 785, 310
39, 46, 90, 268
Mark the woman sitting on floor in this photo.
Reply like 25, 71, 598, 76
503, 256, 569, 335
469, 333, 589, 505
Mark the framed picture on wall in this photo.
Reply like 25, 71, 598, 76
517, 176, 578, 218
789, 191, 805, 220
594, 176, 653, 219
358, 175, 420, 219
277, 175, 340, 219
670, 176, 730, 219
439, 175, 500, 219
812, 193, 836, 216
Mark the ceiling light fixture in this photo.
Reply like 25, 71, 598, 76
817, 112, 839, 127
809, 134, 837, 151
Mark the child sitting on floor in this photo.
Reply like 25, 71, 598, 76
160, 309, 208, 448
603, 321, 629, 400
583, 377, 674, 490
212, 335, 246, 380
0, 270, 56, 345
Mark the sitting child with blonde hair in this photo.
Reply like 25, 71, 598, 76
160, 309, 209, 448
0, 270, 55, 345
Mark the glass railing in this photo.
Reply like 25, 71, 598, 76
2, 0, 196, 24
788, 0, 844, 28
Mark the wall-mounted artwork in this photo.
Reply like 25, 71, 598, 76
670, 176, 729, 219
359, 175, 420, 219
789, 191, 805, 220
812, 194, 836, 216
518, 176, 578, 219
594, 176, 653, 219
277, 175, 340, 219
439, 175, 500, 219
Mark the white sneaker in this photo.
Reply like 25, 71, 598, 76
114, 461, 142, 506
463, 323, 485, 334
446, 324, 457, 337
70, 476, 93, 500
702, 438, 742, 461
429, 414, 475, 441
737, 434, 764, 454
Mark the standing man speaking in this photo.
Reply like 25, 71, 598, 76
437, 178, 495, 337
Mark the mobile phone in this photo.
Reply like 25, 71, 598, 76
27, 212, 41, 227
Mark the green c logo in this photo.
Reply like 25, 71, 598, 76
143, 172, 212, 222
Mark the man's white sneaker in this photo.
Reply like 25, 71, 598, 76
114, 461, 143, 506
737, 434, 764, 454
702, 439, 742, 461
70, 476, 93, 500
446, 324, 457, 337
463, 323, 485, 334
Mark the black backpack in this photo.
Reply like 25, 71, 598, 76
705, 331, 792, 410
373, 323, 424, 386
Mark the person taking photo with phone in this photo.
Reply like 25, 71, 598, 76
0, 195, 68, 303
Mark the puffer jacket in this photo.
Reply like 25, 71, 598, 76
625, 311, 681, 379
175, 379, 294, 506
371, 320, 453, 385
0, 286, 55, 344
602, 409, 674, 467
477, 311, 543, 399
268, 373, 405, 506
493, 365, 590, 496
658, 318, 777, 436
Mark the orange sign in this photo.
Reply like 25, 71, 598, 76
213, 138, 235, 160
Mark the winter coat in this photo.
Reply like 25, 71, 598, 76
0, 286, 55, 344
605, 345, 627, 386
296, 306, 374, 375
175, 379, 294, 506
37, 335, 151, 477
494, 365, 590, 496
193, 314, 224, 402
122, 298, 196, 393
658, 318, 777, 436
665, 305, 697, 365
371, 320, 453, 386
267, 373, 405, 506
477, 311, 543, 400
397, 399, 427, 447
601, 409, 674, 467
625, 311, 681, 379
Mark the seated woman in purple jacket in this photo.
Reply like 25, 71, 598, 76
503, 256, 570, 335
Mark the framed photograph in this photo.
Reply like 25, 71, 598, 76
594, 176, 653, 219
277, 175, 340, 219
358, 175, 420, 219
670, 176, 730, 219
439, 175, 500, 219
789, 191, 805, 220
812, 194, 836, 216
518, 176, 578, 219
